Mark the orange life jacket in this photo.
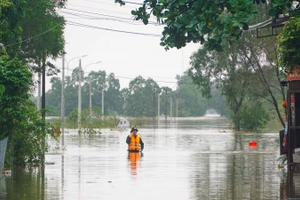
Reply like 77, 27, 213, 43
128, 135, 141, 151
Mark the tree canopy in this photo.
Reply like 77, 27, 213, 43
189, 33, 283, 129
0, 0, 65, 166
277, 17, 300, 72
116, 0, 259, 51
114, 0, 298, 50
20, 0, 65, 66
46, 67, 228, 124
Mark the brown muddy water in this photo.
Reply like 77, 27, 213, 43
1, 116, 300, 200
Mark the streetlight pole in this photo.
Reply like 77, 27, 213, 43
78, 59, 82, 130
176, 98, 178, 119
61, 54, 65, 147
89, 78, 92, 118
63, 55, 87, 133
158, 94, 160, 119
37, 73, 41, 110
67, 55, 88, 72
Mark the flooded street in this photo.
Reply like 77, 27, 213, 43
1, 116, 300, 200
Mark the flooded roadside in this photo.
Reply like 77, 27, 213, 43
1, 116, 299, 200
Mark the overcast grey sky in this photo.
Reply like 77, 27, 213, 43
48, 0, 200, 91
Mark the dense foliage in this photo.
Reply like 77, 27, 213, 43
45, 69, 227, 121
115, 0, 300, 77
189, 33, 283, 130
115, 0, 257, 51
115, 0, 300, 51
0, 56, 54, 166
114, 0, 295, 129
0, 0, 65, 166
277, 17, 300, 72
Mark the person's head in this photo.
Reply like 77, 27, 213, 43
130, 127, 138, 135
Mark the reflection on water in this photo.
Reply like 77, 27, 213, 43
3, 167, 44, 200
2, 116, 300, 200
280, 171, 300, 199
0, 176, 6, 199
128, 152, 143, 176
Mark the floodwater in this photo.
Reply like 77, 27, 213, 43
1, 116, 300, 200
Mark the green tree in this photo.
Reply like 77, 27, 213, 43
46, 77, 62, 115
176, 74, 207, 116
115, 0, 300, 78
0, 0, 11, 7
277, 17, 300, 73
0, 84, 4, 97
121, 87, 130, 114
0, 0, 65, 167
64, 76, 78, 115
87, 70, 107, 112
176, 73, 227, 116
67, 108, 78, 128
19, 0, 65, 121
125, 76, 160, 117
82, 71, 122, 116
20, 0, 65, 61
0, 0, 26, 57
160, 86, 173, 118
46, 69, 124, 117
239, 98, 269, 130
188, 34, 277, 130
209, 87, 228, 116
0, 55, 53, 166
115, 0, 259, 51
105, 73, 123, 115
115, 0, 300, 51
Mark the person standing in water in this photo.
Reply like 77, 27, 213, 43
126, 127, 144, 152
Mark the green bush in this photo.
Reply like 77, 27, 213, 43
0, 56, 56, 166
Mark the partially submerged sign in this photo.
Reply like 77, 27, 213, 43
117, 119, 130, 129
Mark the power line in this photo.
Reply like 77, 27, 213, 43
83, 0, 143, 6
60, 10, 154, 26
66, 21, 161, 37
5, 25, 60, 47
66, 3, 138, 17
65, 7, 134, 20
62, 8, 159, 25
123, 1, 143, 5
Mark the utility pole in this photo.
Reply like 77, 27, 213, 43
152, 85, 155, 120
61, 54, 65, 147
81, 60, 101, 120
42, 61, 46, 120
41, 60, 46, 165
102, 88, 104, 120
37, 72, 41, 110
176, 98, 178, 119
170, 97, 172, 120
78, 59, 82, 130
158, 94, 160, 119
89, 77, 92, 118
164, 90, 167, 121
